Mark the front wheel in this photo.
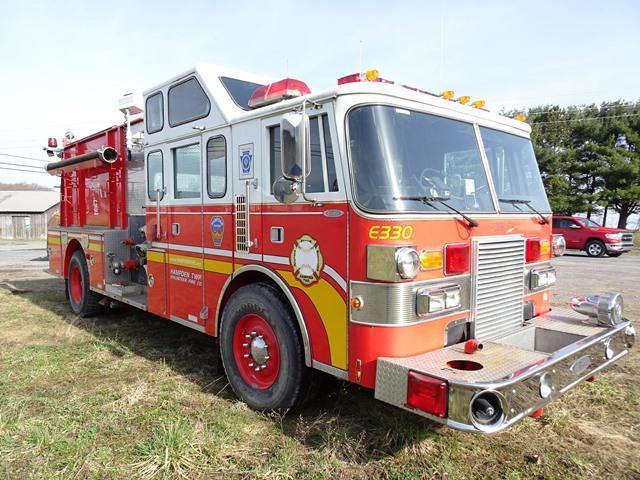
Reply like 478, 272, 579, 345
585, 240, 605, 257
219, 283, 308, 412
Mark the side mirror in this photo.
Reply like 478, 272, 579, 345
273, 177, 299, 204
280, 112, 309, 181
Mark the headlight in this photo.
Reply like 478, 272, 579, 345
417, 284, 461, 316
605, 233, 622, 242
552, 234, 566, 256
395, 247, 420, 279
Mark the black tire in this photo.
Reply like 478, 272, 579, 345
66, 250, 102, 317
585, 240, 606, 257
220, 283, 309, 412
607, 252, 622, 257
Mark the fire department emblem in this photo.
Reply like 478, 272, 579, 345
290, 235, 323, 286
210, 216, 224, 247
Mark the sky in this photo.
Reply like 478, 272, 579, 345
0, 0, 639, 189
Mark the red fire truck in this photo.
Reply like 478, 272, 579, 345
45, 65, 635, 432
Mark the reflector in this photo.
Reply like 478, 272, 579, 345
406, 371, 448, 417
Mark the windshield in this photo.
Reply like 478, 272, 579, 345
579, 218, 600, 228
348, 105, 494, 213
480, 127, 551, 213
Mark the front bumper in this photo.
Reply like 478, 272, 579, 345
605, 242, 632, 253
375, 307, 635, 433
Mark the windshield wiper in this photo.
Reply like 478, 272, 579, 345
498, 198, 549, 224
394, 195, 479, 228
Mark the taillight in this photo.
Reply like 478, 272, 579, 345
526, 238, 550, 262
444, 243, 470, 275
406, 371, 448, 417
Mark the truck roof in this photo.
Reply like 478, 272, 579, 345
144, 63, 532, 136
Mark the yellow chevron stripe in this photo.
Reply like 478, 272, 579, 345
278, 270, 347, 370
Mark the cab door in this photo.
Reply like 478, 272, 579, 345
166, 135, 205, 328
201, 127, 234, 335
231, 122, 263, 267
260, 107, 349, 371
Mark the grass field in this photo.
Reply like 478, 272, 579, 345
0, 266, 639, 479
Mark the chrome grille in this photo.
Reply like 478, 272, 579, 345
472, 236, 525, 341
622, 232, 634, 248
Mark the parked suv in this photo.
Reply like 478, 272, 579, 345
552, 215, 634, 257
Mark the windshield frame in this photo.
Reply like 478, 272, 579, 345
344, 102, 502, 216
345, 102, 549, 217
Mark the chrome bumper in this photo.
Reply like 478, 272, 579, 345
605, 242, 632, 253
375, 307, 635, 433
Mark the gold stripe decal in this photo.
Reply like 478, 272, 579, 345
204, 259, 233, 275
88, 242, 103, 252
147, 250, 166, 263
47, 236, 61, 245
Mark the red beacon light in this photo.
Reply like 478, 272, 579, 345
247, 78, 311, 109
47, 137, 58, 148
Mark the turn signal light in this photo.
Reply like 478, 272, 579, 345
444, 243, 470, 275
407, 371, 448, 417
419, 250, 443, 270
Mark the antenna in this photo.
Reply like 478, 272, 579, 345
440, 0, 444, 91
359, 40, 363, 77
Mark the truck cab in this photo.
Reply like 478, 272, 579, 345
45, 65, 635, 433
552, 215, 634, 257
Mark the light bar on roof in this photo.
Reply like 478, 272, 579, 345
248, 78, 311, 108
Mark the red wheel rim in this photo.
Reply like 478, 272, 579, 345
232, 313, 281, 389
69, 263, 83, 304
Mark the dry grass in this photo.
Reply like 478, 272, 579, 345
0, 263, 639, 479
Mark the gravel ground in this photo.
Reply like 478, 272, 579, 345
0, 240, 48, 271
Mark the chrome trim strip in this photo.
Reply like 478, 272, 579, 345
203, 247, 233, 257
350, 276, 470, 326
170, 314, 206, 333
312, 360, 348, 380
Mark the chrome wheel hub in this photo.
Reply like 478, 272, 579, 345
243, 332, 271, 370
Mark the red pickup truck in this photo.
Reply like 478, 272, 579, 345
552, 215, 634, 257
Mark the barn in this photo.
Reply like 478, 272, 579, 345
0, 190, 60, 240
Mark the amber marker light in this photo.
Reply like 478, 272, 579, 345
515, 113, 527, 122
472, 99, 486, 109
457, 95, 471, 104
420, 250, 443, 270
364, 69, 379, 81
441, 90, 455, 100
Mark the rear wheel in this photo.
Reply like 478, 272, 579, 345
220, 283, 308, 412
585, 240, 605, 257
67, 250, 102, 317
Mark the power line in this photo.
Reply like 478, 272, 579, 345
0, 166, 48, 175
0, 161, 44, 171
0, 152, 50, 163
531, 113, 640, 125
526, 104, 639, 116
